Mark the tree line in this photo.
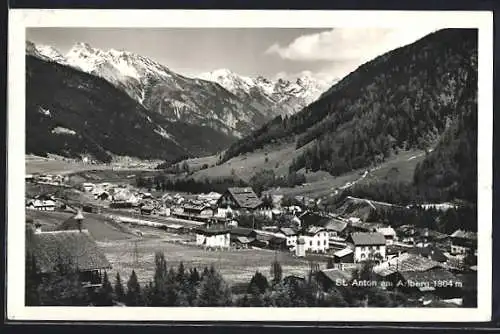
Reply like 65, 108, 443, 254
26, 250, 420, 308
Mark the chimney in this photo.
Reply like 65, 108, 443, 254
75, 209, 84, 232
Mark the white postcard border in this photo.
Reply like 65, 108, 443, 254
7, 9, 493, 322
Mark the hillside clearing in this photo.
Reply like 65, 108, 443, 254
192, 141, 314, 182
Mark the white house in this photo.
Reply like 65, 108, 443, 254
347, 232, 386, 263
301, 226, 329, 253
195, 227, 230, 249
26, 199, 56, 211
81, 182, 95, 192
376, 227, 397, 245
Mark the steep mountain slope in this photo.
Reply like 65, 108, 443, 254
26, 55, 234, 162
413, 64, 477, 203
29, 42, 269, 139
198, 69, 333, 116
222, 29, 478, 181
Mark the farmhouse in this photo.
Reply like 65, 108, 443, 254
347, 232, 386, 263
450, 230, 477, 255
197, 192, 222, 205
216, 187, 263, 216
29, 227, 111, 287
324, 218, 348, 238
195, 226, 230, 249
300, 226, 329, 253
317, 267, 357, 291
333, 247, 355, 263
374, 252, 443, 279
26, 195, 56, 211
376, 227, 397, 245
279, 227, 298, 249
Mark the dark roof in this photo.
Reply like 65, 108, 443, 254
302, 226, 326, 236
224, 187, 263, 209
299, 211, 330, 227
409, 246, 448, 263
320, 268, 355, 283
349, 232, 386, 246
234, 236, 254, 244
183, 203, 211, 211
195, 226, 230, 235
230, 227, 256, 237
280, 227, 298, 236
399, 268, 462, 290
31, 230, 111, 273
375, 253, 442, 277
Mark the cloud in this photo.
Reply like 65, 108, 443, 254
265, 27, 441, 63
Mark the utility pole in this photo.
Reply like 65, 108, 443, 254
133, 240, 139, 266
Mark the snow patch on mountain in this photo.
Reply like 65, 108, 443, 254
51, 127, 76, 135
198, 69, 333, 115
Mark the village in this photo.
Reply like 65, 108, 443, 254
25, 171, 478, 307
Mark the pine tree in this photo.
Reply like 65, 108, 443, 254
95, 271, 114, 306
248, 271, 269, 294
270, 260, 282, 285
195, 266, 232, 306
114, 272, 125, 304
126, 270, 143, 306
25, 251, 41, 306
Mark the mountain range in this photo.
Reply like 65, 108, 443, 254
198, 69, 333, 116
26, 41, 330, 139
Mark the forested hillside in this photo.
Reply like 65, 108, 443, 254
413, 64, 478, 203
222, 29, 478, 180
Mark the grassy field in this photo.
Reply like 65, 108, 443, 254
263, 149, 427, 200
27, 209, 312, 286
99, 236, 315, 285
192, 141, 313, 182
26, 210, 136, 241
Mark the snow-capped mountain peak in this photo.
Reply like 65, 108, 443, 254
25, 41, 68, 65
197, 70, 333, 116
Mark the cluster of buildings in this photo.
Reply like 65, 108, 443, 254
26, 173, 69, 185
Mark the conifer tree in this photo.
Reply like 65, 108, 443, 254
195, 266, 232, 306
126, 270, 143, 306
270, 259, 282, 285
114, 272, 125, 304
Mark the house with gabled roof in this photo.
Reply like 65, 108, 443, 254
279, 227, 299, 250
216, 187, 263, 216
347, 232, 386, 263
450, 230, 477, 255
376, 226, 397, 245
299, 226, 329, 253
324, 218, 348, 238
29, 227, 111, 287
194, 225, 230, 249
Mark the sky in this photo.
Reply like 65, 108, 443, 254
26, 27, 440, 84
